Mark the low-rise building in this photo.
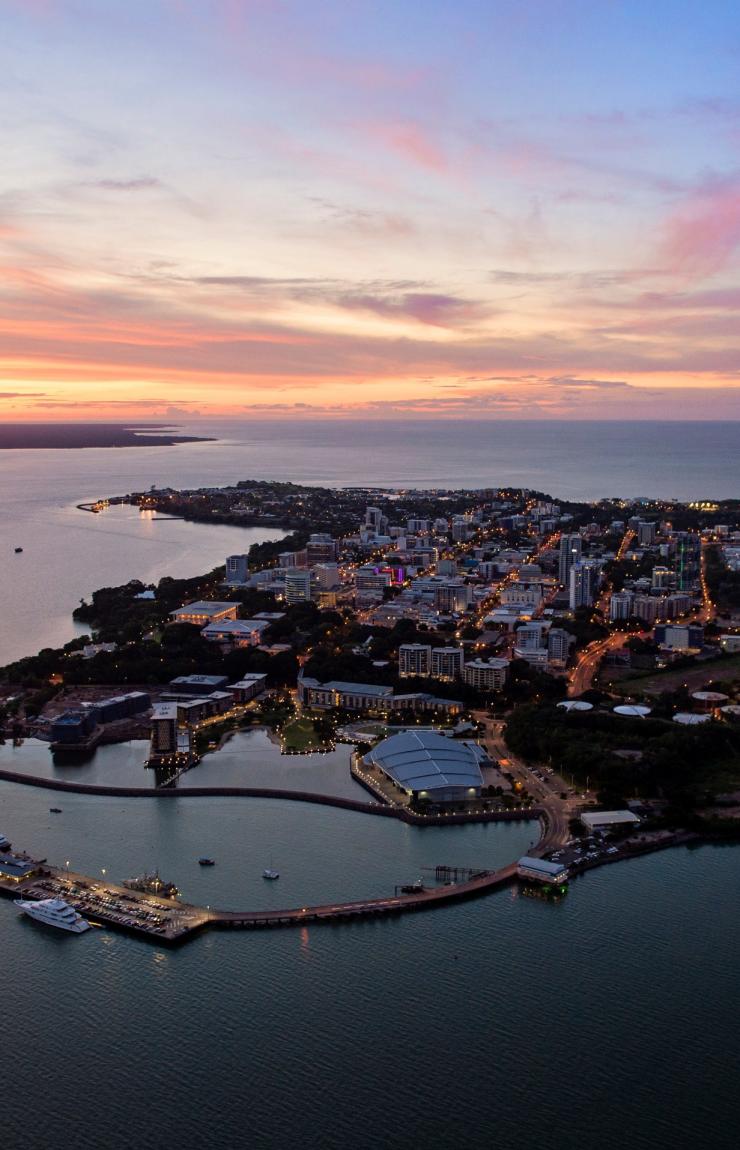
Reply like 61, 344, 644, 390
168, 674, 229, 694
169, 601, 238, 627
517, 857, 569, 885
228, 675, 268, 703
201, 618, 272, 647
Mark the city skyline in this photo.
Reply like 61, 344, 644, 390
2, 0, 740, 421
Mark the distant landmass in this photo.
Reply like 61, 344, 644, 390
0, 423, 213, 449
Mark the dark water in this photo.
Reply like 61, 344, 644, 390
1, 776, 738, 1150
0, 730, 368, 802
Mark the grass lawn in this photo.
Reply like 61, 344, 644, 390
281, 716, 326, 752
609, 653, 740, 697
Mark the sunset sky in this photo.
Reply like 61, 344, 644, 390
2, 0, 740, 421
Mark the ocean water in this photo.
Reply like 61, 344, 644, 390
0, 776, 738, 1150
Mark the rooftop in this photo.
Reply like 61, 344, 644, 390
363, 730, 483, 793
170, 601, 236, 617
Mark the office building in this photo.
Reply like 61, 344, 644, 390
654, 623, 704, 651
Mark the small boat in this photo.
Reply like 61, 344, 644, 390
49, 807, 62, 813
262, 868, 280, 880
14, 547, 23, 553
198, 857, 215, 867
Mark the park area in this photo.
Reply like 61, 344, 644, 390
611, 653, 740, 697
280, 716, 331, 753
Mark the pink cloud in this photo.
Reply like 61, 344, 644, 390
361, 120, 448, 173
657, 178, 740, 279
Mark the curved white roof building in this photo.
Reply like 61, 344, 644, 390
363, 731, 483, 803
691, 690, 729, 704
673, 712, 711, 725
614, 704, 651, 718
557, 700, 593, 712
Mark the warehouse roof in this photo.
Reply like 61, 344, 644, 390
581, 810, 640, 828
363, 731, 483, 793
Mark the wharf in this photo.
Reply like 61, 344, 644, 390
0, 866, 211, 943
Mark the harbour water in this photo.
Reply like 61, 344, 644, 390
0, 729, 368, 801
1, 418, 739, 1148
0, 773, 738, 1150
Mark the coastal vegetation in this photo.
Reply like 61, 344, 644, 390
504, 703, 740, 804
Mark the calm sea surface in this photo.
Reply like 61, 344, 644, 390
1, 419, 739, 1148
0, 776, 738, 1150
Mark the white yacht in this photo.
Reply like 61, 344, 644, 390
14, 897, 90, 934
262, 868, 279, 880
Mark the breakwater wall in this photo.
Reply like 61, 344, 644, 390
0, 768, 540, 828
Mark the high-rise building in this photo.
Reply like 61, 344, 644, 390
637, 521, 657, 547
558, 534, 583, 586
225, 554, 249, 584
514, 622, 549, 650
463, 658, 509, 691
354, 566, 392, 593
278, 548, 308, 568
306, 534, 338, 564
569, 561, 598, 610
431, 646, 465, 681
365, 506, 387, 533
313, 563, 340, 590
651, 565, 674, 590
547, 628, 575, 665
609, 591, 633, 621
632, 595, 660, 623
398, 644, 432, 678
284, 568, 313, 604
434, 581, 473, 613
675, 532, 701, 591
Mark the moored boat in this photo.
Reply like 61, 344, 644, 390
14, 897, 90, 933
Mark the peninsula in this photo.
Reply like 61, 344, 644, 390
0, 423, 213, 449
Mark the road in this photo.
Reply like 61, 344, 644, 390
473, 711, 573, 855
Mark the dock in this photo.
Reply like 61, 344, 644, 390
0, 865, 211, 943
